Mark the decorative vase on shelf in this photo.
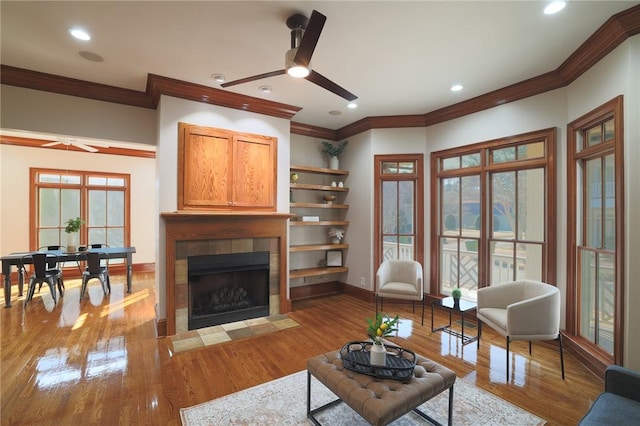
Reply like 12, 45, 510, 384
331, 237, 341, 245
329, 156, 339, 170
370, 342, 386, 366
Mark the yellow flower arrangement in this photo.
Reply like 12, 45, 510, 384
366, 313, 400, 345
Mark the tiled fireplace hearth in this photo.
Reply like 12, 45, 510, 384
161, 212, 292, 336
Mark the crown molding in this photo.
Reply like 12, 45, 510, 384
145, 74, 301, 119
289, 122, 338, 140
1, 5, 638, 142
0, 135, 156, 158
0, 66, 301, 121
0, 65, 154, 108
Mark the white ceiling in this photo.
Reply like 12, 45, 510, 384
1, 1, 638, 131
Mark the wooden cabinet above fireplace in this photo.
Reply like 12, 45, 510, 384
177, 122, 277, 211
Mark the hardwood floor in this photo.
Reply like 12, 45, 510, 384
1, 272, 602, 425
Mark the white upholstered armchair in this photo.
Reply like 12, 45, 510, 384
375, 260, 424, 325
476, 280, 565, 380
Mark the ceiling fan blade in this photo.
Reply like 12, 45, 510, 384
221, 70, 286, 88
306, 70, 358, 102
73, 142, 99, 153
294, 10, 326, 68
42, 141, 61, 147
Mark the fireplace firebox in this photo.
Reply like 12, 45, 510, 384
187, 251, 269, 330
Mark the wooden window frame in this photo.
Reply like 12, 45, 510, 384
430, 128, 556, 296
566, 96, 624, 367
30, 168, 131, 251
374, 154, 424, 268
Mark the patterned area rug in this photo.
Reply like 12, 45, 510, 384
180, 370, 546, 425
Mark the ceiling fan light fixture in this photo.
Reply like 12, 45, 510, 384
285, 48, 310, 78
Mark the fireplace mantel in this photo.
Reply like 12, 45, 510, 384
162, 211, 294, 219
162, 211, 293, 336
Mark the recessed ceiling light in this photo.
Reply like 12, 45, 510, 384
68, 28, 91, 41
450, 84, 464, 92
258, 85, 272, 93
79, 51, 103, 62
211, 74, 226, 83
328, 110, 342, 116
544, 1, 566, 15
347, 102, 358, 109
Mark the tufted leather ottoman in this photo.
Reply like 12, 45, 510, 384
307, 348, 456, 426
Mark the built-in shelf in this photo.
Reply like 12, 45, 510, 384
290, 183, 349, 192
289, 164, 349, 282
290, 165, 349, 176
290, 202, 349, 209
290, 266, 349, 279
290, 220, 349, 226
290, 243, 349, 253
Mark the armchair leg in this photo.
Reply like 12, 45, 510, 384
529, 341, 532, 355
421, 297, 425, 326
506, 337, 510, 381
558, 334, 565, 380
477, 320, 482, 349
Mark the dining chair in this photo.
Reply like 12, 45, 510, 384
24, 253, 64, 306
38, 245, 67, 252
89, 243, 109, 248
89, 244, 110, 268
38, 245, 71, 269
80, 251, 111, 300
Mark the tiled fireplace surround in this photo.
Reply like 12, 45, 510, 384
162, 212, 292, 336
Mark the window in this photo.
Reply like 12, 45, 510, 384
567, 96, 624, 365
431, 129, 556, 299
31, 168, 130, 251
374, 155, 424, 266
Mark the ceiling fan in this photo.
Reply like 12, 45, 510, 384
221, 10, 357, 102
42, 138, 106, 153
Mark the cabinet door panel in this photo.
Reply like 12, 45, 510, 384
178, 123, 276, 211
179, 124, 232, 209
233, 134, 276, 209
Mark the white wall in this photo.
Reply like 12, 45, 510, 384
0, 144, 156, 264
1, 85, 157, 145
567, 35, 640, 370
155, 95, 291, 319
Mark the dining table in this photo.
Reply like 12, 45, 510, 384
1, 246, 136, 308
